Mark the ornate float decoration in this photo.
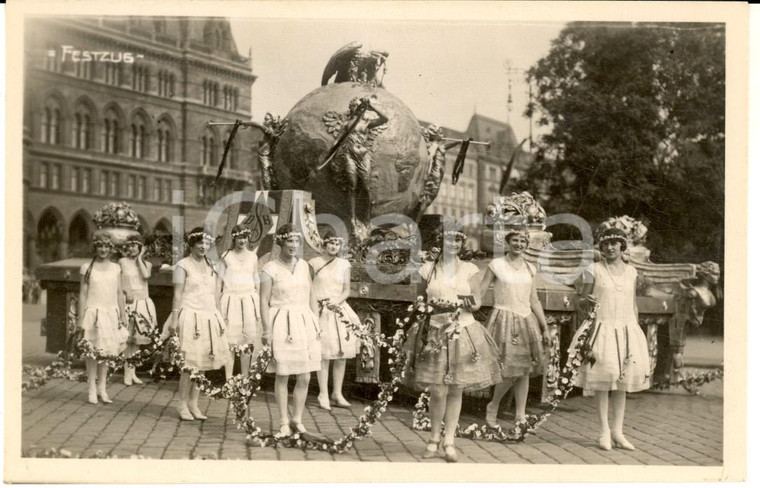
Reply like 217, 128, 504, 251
481, 191, 552, 253
268, 42, 472, 240
92, 202, 142, 257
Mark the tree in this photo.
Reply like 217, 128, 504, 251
520, 22, 725, 264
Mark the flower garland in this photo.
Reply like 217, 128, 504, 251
651, 368, 724, 395
22, 310, 163, 392
411, 313, 599, 443
22, 351, 84, 392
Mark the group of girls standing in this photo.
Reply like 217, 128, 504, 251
402, 226, 650, 462
76, 223, 360, 432
77, 222, 650, 459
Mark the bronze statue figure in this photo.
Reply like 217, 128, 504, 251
258, 113, 288, 190
322, 96, 388, 236
321, 42, 389, 87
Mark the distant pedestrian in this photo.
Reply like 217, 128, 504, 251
480, 228, 551, 429
570, 227, 651, 451
77, 235, 128, 405
118, 235, 156, 386
403, 229, 502, 462
163, 227, 231, 421
259, 224, 322, 437
311, 229, 360, 411
31, 283, 41, 304
220, 225, 261, 379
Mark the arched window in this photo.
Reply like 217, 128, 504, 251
213, 83, 219, 106
103, 107, 121, 154
201, 128, 217, 166
41, 98, 64, 144
73, 102, 93, 149
129, 112, 150, 158
156, 118, 173, 162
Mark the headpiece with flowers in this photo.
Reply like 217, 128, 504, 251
494, 227, 530, 246
596, 227, 628, 246
595, 216, 647, 246
185, 230, 214, 245
91, 235, 114, 248
274, 224, 302, 245
231, 227, 252, 240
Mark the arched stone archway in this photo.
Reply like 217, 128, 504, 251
37, 207, 66, 263
137, 214, 150, 235
154, 219, 171, 235
68, 211, 92, 258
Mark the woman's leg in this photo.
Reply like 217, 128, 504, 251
428, 385, 447, 442
96, 362, 112, 403
240, 353, 252, 377
595, 390, 611, 450
513, 375, 530, 422
331, 359, 350, 406
486, 378, 513, 426
316, 360, 331, 409
188, 382, 207, 420
291, 373, 311, 430
610, 390, 635, 449
177, 373, 193, 420
224, 356, 235, 381
442, 386, 464, 462
86, 358, 98, 404
274, 374, 291, 433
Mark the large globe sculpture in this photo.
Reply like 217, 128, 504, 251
272, 69, 431, 234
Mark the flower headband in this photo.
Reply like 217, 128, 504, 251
598, 234, 627, 245
92, 236, 114, 247
323, 236, 345, 246
274, 232, 302, 244
231, 228, 252, 239
494, 229, 530, 244
124, 237, 143, 246
438, 230, 467, 242
186, 231, 214, 243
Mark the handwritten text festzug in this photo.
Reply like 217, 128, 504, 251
57, 45, 145, 63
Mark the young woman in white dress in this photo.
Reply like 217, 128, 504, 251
571, 227, 651, 451
480, 229, 551, 428
260, 224, 322, 436
403, 230, 502, 462
164, 227, 231, 421
77, 234, 128, 404
220, 225, 261, 379
310, 230, 360, 410
118, 235, 157, 385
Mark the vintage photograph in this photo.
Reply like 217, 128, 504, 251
5, 1, 748, 483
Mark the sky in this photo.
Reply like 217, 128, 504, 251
229, 19, 564, 143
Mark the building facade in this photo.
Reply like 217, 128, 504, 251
425, 114, 533, 245
23, 16, 258, 270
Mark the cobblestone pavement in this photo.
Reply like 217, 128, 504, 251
21, 370, 723, 464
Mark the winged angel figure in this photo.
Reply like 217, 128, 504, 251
323, 96, 388, 233
321, 41, 389, 87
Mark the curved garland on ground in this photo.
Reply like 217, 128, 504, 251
20, 298, 431, 455
650, 368, 724, 394
411, 314, 598, 443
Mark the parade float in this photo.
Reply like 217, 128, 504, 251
35, 42, 721, 410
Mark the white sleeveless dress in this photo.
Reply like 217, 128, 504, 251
118, 257, 157, 346
484, 258, 546, 377
79, 261, 128, 356
570, 263, 651, 394
162, 257, 231, 371
309, 256, 360, 360
220, 250, 261, 347
261, 259, 322, 375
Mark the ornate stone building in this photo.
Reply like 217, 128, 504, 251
23, 16, 257, 270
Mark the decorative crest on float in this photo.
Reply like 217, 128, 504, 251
485, 191, 547, 226
93, 202, 140, 230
